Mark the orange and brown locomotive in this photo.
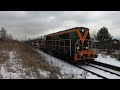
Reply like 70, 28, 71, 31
31, 27, 97, 63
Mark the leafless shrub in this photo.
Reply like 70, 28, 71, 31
0, 40, 62, 79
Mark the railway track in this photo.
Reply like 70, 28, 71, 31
87, 63, 120, 76
63, 60, 120, 79
91, 61, 120, 72
36, 49, 120, 79
71, 63, 108, 79
75, 64, 120, 79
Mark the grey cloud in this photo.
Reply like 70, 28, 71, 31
0, 11, 120, 40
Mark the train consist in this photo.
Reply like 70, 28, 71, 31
27, 27, 98, 63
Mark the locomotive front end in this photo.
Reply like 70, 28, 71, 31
75, 39, 97, 61
74, 28, 97, 62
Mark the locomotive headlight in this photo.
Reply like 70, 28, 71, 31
82, 29, 84, 32
77, 46, 80, 50
86, 47, 88, 49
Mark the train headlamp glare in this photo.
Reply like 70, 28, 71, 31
77, 46, 79, 50
82, 29, 84, 32
86, 47, 88, 49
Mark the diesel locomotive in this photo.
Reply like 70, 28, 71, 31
27, 27, 97, 62
30, 27, 97, 63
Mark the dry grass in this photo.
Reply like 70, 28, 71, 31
0, 40, 62, 79
0, 51, 8, 64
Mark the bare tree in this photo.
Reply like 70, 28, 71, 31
0, 27, 7, 40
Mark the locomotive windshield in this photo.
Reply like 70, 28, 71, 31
76, 27, 93, 51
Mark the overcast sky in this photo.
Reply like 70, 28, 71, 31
0, 11, 120, 40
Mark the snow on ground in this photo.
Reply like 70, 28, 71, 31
1, 49, 119, 79
95, 54, 120, 68
81, 65, 120, 79
0, 51, 23, 79
37, 69, 50, 78
37, 50, 102, 79
0, 50, 50, 79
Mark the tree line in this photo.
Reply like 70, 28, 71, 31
0, 27, 13, 41
93, 27, 120, 55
